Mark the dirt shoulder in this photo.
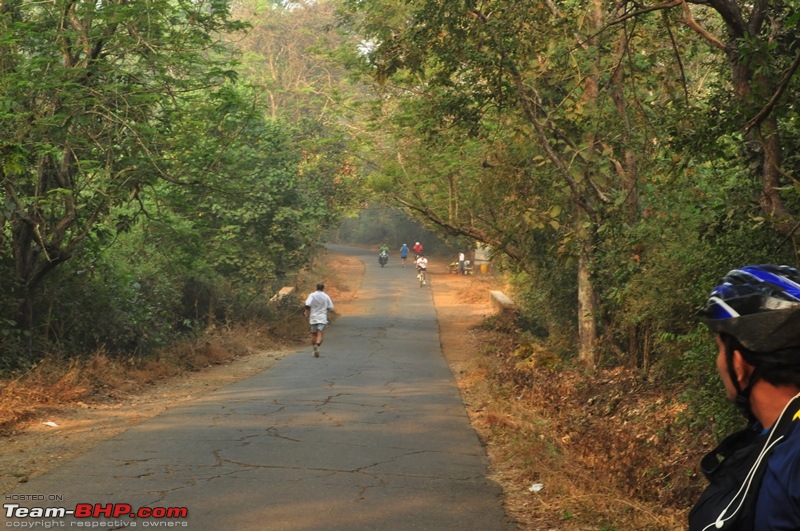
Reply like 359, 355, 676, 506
0, 348, 288, 493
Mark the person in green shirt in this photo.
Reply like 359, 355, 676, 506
378, 244, 389, 267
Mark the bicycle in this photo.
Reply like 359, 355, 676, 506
417, 267, 427, 287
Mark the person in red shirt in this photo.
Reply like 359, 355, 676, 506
412, 242, 423, 257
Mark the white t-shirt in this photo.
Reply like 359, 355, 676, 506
305, 290, 334, 325
416, 257, 428, 269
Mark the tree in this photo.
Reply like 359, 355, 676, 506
0, 0, 246, 329
140, 83, 340, 326
339, 0, 667, 367
620, 0, 800, 241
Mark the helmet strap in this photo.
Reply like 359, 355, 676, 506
723, 336, 757, 421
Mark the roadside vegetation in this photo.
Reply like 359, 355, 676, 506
468, 311, 700, 528
336, 0, 797, 457
0, 249, 346, 432
0, 1, 363, 376
2, 0, 800, 527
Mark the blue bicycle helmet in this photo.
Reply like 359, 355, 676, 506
699, 265, 800, 356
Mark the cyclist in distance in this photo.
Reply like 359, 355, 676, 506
415, 254, 428, 286
690, 264, 800, 530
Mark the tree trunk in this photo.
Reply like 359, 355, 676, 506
610, 34, 642, 369
574, 0, 604, 370
719, 3, 798, 238
207, 288, 217, 328
577, 240, 597, 367
754, 115, 795, 236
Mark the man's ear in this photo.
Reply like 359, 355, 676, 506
731, 349, 754, 388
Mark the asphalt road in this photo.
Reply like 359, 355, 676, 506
2, 245, 515, 530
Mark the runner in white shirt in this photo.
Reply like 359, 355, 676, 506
304, 283, 334, 358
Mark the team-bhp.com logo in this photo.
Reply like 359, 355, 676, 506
5, 503, 188, 525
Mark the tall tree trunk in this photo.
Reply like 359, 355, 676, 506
729, 57, 797, 236
574, 0, 605, 368
699, 1, 799, 239
578, 238, 597, 367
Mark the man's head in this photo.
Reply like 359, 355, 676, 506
699, 265, 800, 411
316, 283, 325, 291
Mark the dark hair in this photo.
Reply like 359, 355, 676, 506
723, 333, 800, 388
316, 283, 325, 291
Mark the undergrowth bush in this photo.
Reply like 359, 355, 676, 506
477, 283, 750, 512
0, 314, 304, 433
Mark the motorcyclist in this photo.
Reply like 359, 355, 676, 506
378, 243, 389, 266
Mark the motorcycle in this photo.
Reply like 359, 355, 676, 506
378, 250, 389, 267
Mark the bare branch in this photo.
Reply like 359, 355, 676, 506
606, 0, 684, 28
679, 1, 726, 51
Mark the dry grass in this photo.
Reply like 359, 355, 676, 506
0, 327, 271, 433
472, 384, 686, 529
0, 358, 91, 430
434, 270, 694, 530
455, 274, 499, 304
458, 335, 695, 530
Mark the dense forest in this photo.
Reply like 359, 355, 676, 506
0, 0, 364, 371
2, 0, 800, 522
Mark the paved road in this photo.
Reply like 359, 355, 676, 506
3, 246, 514, 530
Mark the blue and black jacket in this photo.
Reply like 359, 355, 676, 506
689, 395, 800, 530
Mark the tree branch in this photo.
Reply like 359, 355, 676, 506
607, 0, 727, 52
679, 1, 726, 51
607, 0, 684, 28
391, 194, 525, 261
469, 8, 600, 217
742, 50, 800, 132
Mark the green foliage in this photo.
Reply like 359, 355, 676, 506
36, 243, 182, 357
338, 0, 800, 463
505, 259, 577, 351
0, 0, 365, 367
664, 326, 746, 438
0, 0, 245, 324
